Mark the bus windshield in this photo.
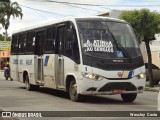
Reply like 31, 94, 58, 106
77, 20, 141, 59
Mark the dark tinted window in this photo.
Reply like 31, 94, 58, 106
77, 20, 141, 59
18, 33, 26, 54
35, 30, 46, 56
26, 31, 35, 53
56, 26, 64, 55
45, 26, 56, 53
64, 29, 72, 57
64, 26, 80, 63
11, 35, 19, 54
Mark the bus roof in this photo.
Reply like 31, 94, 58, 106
12, 16, 126, 35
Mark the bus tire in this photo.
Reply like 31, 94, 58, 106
121, 93, 137, 102
25, 75, 35, 91
69, 80, 83, 102
34, 85, 40, 91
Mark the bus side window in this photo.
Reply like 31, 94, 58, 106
19, 33, 26, 54
11, 35, 19, 54
64, 27, 80, 64
35, 30, 46, 56
26, 31, 35, 54
72, 30, 80, 62
45, 26, 56, 53
64, 29, 72, 57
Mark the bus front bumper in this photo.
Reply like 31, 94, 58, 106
78, 77, 145, 95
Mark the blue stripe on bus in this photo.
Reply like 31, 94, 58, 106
44, 56, 49, 66
47, 55, 54, 68
128, 71, 133, 78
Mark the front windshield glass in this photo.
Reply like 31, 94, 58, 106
77, 20, 141, 59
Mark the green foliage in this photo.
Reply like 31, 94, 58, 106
120, 9, 160, 42
120, 9, 160, 87
0, 1, 23, 31
0, 33, 10, 41
0, 34, 5, 41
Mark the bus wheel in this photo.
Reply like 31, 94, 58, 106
121, 93, 137, 102
34, 85, 40, 90
69, 80, 83, 102
25, 75, 35, 91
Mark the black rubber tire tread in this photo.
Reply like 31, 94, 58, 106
25, 75, 37, 91
69, 80, 83, 102
121, 93, 137, 102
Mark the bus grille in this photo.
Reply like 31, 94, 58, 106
83, 55, 144, 70
96, 60, 143, 70
98, 82, 137, 92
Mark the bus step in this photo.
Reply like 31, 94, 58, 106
57, 85, 65, 90
36, 81, 44, 86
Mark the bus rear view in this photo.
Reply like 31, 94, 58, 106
75, 18, 145, 102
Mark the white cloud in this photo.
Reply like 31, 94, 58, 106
9, 15, 43, 33
8, 0, 121, 35
1, 0, 159, 35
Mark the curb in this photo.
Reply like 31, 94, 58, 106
145, 87, 159, 92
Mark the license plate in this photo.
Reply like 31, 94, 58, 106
113, 89, 124, 94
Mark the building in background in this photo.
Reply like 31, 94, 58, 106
98, 9, 121, 18
140, 34, 160, 68
0, 41, 11, 70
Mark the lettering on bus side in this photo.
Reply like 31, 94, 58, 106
20, 60, 23, 65
26, 59, 33, 65
13, 59, 18, 64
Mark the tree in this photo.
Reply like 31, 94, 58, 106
0, 0, 10, 2
0, 1, 23, 39
0, 33, 10, 41
0, 34, 5, 41
120, 9, 160, 87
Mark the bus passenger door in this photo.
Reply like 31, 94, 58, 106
55, 26, 65, 89
35, 30, 46, 84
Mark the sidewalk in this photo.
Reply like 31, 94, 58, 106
145, 82, 160, 92
145, 87, 159, 92
0, 70, 4, 80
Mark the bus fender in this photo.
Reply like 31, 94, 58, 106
65, 73, 80, 93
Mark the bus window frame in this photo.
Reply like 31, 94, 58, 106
35, 29, 47, 56
56, 21, 80, 64
44, 26, 56, 54
18, 32, 27, 55
26, 30, 36, 54
11, 34, 19, 55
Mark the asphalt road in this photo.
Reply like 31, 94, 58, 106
0, 77, 159, 120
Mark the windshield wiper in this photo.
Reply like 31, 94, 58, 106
109, 31, 132, 63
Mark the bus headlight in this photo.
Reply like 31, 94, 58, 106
82, 72, 103, 80
137, 73, 145, 79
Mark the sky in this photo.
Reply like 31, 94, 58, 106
1, 0, 160, 35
